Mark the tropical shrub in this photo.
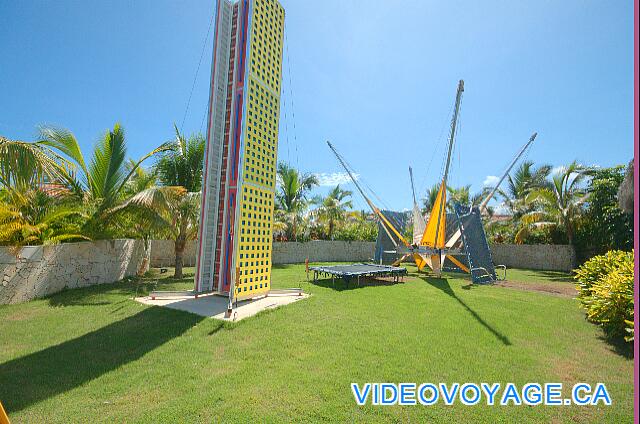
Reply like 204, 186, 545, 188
574, 166, 633, 261
574, 250, 634, 341
0, 125, 170, 245
333, 220, 377, 242
0, 189, 88, 247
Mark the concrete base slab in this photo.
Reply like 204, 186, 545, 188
135, 292, 309, 321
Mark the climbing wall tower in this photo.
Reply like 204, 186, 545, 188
195, 0, 285, 298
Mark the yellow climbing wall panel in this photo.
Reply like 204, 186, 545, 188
235, 0, 284, 297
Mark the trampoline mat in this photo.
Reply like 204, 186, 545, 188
309, 263, 406, 277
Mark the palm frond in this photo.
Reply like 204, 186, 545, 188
38, 127, 88, 184
111, 186, 186, 215
0, 137, 75, 194
44, 234, 91, 244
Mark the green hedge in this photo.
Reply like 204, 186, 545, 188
574, 250, 634, 341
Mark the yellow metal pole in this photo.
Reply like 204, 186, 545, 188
0, 400, 10, 424
446, 254, 470, 273
372, 205, 410, 247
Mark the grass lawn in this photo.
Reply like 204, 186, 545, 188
0, 264, 633, 423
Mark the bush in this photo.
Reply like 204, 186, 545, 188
574, 166, 633, 262
333, 221, 377, 242
574, 250, 632, 297
485, 220, 567, 245
574, 250, 634, 341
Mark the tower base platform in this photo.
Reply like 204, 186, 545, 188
135, 290, 308, 321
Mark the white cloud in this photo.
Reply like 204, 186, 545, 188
314, 172, 358, 187
493, 201, 511, 215
483, 175, 500, 187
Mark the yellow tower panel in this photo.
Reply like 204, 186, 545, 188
234, 0, 284, 298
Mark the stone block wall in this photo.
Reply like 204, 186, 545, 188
1, 239, 576, 305
1, 240, 145, 304
272, 241, 376, 264
149, 240, 197, 268
143, 241, 576, 270
148, 240, 376, 267
489, 243, 576, 272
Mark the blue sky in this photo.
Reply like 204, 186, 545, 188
0, 0, 634, 211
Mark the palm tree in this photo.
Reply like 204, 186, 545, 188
38, 124, 170, 237
113, 186, 200, 278
498, 161, 552, 219
122, 160, 157, 199
1, 127, 168, 244
275, 162, 318, 240
421, 184, 440, 214
108, 163, 160, 274
313, 185, 353, 239
419, 184, 485, 218
272, 208, 289, 241
523, 161, 588, 245
154, 125, 205, 192
143, 126, 206, 276
447, 184, 481, 212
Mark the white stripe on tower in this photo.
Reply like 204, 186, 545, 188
195, 0, 234, 293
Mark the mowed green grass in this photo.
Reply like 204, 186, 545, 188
0, 264, 633, 423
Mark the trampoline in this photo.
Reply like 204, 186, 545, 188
309, 263, 407, 285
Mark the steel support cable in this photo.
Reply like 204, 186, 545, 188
418, 97, 456, 200
336, 148, 392, 211
283, 22, 299, 171
182, 9, 216, 134
282, 61, 291, 164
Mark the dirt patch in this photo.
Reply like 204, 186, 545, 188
495, 280, 577, 297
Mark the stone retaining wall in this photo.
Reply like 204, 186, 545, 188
1, 239, 576, 305
273, 241, 375, 264
150, 240, 197, 268
489, 243, 576, 272
148, 240, 376, 267
1, 240, 145, 305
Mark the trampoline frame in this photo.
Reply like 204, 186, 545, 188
309, 263, 407, 286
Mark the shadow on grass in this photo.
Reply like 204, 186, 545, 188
208, 322, 227, 336
45, 278, 142, 308
599, 334, 633, 359
271, 264, 298, 270
46, 275, 197, 308
0, 306, 203, 414
518, 269, 575, 283
536, 271, 575, 283
311, 276, 404, 291
420, 276, 512, 346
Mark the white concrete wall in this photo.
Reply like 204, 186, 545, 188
1, 240, 145, 305
490, 243, 576, 272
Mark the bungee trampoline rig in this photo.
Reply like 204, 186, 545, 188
327, 80, 539, 284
